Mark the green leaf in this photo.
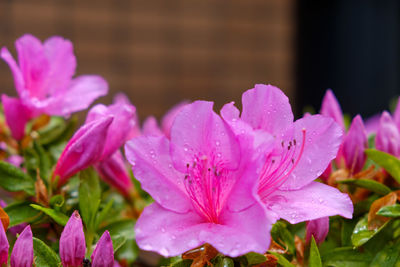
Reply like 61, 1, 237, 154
321, 247, 373, 267
214, 256, 235, 267
4, 202, 42, 227
0, 161, 35, 195
30, 204, 68, 226
111, 234, 127, 253
271, 221, 295, 254
79, 168, 101, 230
309, 237, 322, 267
337, 179, 391, 195
95, 199, 114, 229
49, 195, 65, 211
33, 141, 52, 181
100, 219, 135, 240
39, 116, 77, 146
365, 149, 400, 183
351, 215, 391, 247
33, 237, 61, 267
268, 252, 295, 267
169, 259, 192, 267
244, 252, 267, 265
376, 204, 400, 217
370, 240, 400, 266
116, 238, 139, 264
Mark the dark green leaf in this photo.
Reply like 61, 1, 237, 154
33, 237, 61, 267
351, 215, 391, 247
30, 204, 68, 226
337, 179, 391, 195
100, 219, 135, 240
268, 252, 295, 267
309, 237, 322, 267
365, 149, 400, 183
321, 247, 373, 267
341, 219, 357, 247
95, 199, 114, 229
116, 238, 139, 264
39, 116, 77, 146
4, 202, 42, 227
271, 221, 295, 254
49, 195, 65, 211
79, 168, 101, 230
376, 204, 400, 217
169, 259, 192, 267
244, 252, 267, 265
33, 141, 52, 181
0, 161, 35, 195
111, 235, 127, 253
370, 240, 400, 266
214, 256, 234, 267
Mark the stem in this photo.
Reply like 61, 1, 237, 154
85, 229, 95, 257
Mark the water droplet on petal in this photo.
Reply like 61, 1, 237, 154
161, 227, 166, 233
160, 247, 169, 256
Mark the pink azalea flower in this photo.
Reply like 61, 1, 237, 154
125, 101, 273, 257
336, 115, 368, 174
0, 221, 8, 266
91, 231, 114, 267
305, 217, 329, 245
320, 89, 345, 130
1, 34, 108, 140
10, 225, 33, 267
53, 96, 137, 193
221, 84, 353, 225
59, 211, 86, 267
375, 111, 400, 157
364, 113, 381, 136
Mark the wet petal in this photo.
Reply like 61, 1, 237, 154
265, 182, 353, 224
142, 116, 163, 136
91, 231, 114, 267
241, 84, 294, 135
125, 136, 191, 213
2, 95, 31, 140
320, 90, 345, 130
161, 101, 189, 138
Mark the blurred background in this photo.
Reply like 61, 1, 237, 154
0, 0, 399, 121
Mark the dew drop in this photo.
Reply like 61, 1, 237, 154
215, 141, 220, 146
160, 247, 169, 256
161, 227, 166, 233
171, 235, 176, 240
142, 244, 152, 250
188, 240, 198, 247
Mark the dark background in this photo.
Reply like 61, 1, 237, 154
0, 0, 399, 121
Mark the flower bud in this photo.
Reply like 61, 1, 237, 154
305, 217, 329, 245
320, 90, 345, 130
10, 225, 33, 267
376, 111, 400, 157
60, 211, 86, 267
91, 231, 114, 267
0, 221, 9, 266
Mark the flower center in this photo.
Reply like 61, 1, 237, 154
183, 154, 232, 224
258, 129, 306, 201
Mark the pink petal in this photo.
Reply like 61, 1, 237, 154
2, 95, 31, 140
265, 182, 353, 224
241, 84, 294, 135
15, 34, 49, 98
60, 211, 86, 267
125, 136, 191, 213
375, 111, 400, 157
53, 116, 113, 185
86, 101, 137, 160
0, 220, 9, 266
142, 116, 163, 136
135, 202, 272, 258
0, 47, 25, 95
337, 115, 367, 173
170, 101, 240, 172
44, 75, 108, 116
364, 113, 381, 135
161, 101, 189, 138
320, 89, 345, 130
306, 217, 329, 245
113, 94, 141, 139
10, 225, 33, 267
43, 36, 76, 94
280, 115, 343, 190
95, 151, 134, 197
91, 231, 114, 267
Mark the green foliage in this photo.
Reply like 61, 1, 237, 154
365, 149, 400, 183
351, 215, 391, 247
30, 204, 69, 226
33, 237, 61, 267
309, 237, 322, 267
0, 161, 35, 195
271, 221, 295, 254
377, 204, 400, 217
79, 168, 101, 231
337, 179, 391, 195
4, 201, 42, 227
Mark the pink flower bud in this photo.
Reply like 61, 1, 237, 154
320, 90, 345, 130
53, 116, 113, 185
10, 225, 33, 267
91, 231, 114, 267
0, 221, 9, 266
60, 211, 86, 267
305, 217, 329, 245
376, 111, 400, 157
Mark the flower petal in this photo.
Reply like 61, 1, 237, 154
320, 89, 345, 130
53, 116, 113, 185
0, 220, 9, 266
95, 151, 134, 197
364, 114, 380, 135
241, 84, 294, 135
135, 202, 272, 258
10, 225, 33, 267
161, 101, 189, 138
2, 95, 31, 140
376, 111, 400, 157
125, 136, 191, 213
170, 101, 240, 172
44, 75, 108, 116
142, 116, 163, 136
91, 231, 114, 267
265, 182, 353, 224
337, 115, 367, 173
0, 47, 25, 95
305, 217, 329, 245
43, 36, 76, 94
280, 115, 343, 190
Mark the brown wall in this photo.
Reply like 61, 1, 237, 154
0, 0, 295, 121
